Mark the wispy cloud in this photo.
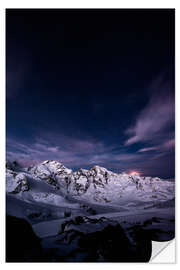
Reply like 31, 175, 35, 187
163, 138, 175, 149
6, 73, 175, 180
125, 75, 174, 146
6, 132, 175, 177
138, 146, 158, 153
6, 135, 115, 167
6, 134, 147, 171
138, 139, 175, 153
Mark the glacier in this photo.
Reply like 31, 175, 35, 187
6, 160, 175, 262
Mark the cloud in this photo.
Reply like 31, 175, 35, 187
6, 134, 147, 172
6, 135, 115, 167
124, 75, 174, 146
138, 146, 158, 153
138, 138, 175, 153
47, 146, 59, 153
163, 138, 175, 149
6, 134, 175, 177
6, 125, 175, 178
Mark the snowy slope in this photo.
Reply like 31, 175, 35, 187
6, 160, 175, 208
6, 160, 175, 262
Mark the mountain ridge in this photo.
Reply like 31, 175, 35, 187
6, 159, 175, 206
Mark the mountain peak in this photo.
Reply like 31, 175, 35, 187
6, 159, 175, 205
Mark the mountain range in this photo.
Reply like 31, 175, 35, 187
6, 160, 175, 262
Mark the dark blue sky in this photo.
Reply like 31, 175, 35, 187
6, 9, 175, 178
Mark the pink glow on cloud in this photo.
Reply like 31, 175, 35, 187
128, 171, 141, 176
138, 146, 158, 153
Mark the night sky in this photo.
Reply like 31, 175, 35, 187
6, 9, 175, 178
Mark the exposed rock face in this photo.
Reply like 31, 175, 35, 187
6, 160, 175, 204
28, 161, 174, 201
6, 160, 21, 170
6, 160, 13, 170
41, 216, 152, 262
15, 173, 29, 192
128, 216, 175, 243
30, 160, 72, 190
5, 160, 175, 262
6, 171, 29, 194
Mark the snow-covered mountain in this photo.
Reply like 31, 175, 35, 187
6, 160, 175, 262
6, 159, 175, 206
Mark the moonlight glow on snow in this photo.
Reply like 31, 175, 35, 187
6, 9, 175, 263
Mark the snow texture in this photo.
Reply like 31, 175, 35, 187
6, 160, 175, 262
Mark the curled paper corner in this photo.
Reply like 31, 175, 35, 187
150, 240, 175, 263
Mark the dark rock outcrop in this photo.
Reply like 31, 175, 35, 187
42, 216, 152, 262
6, 215, 45, 262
